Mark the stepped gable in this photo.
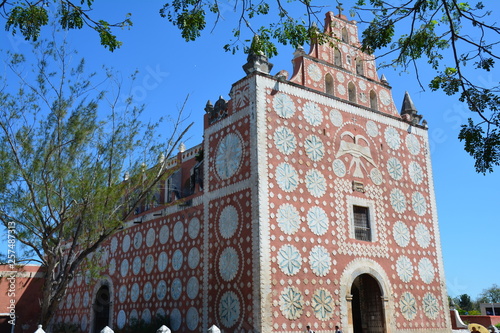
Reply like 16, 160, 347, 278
289, 11, 400, 117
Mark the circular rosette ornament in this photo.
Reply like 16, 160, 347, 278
305, 169, 326, 198
400, 292, 417, 321
304, 134, 324, 162
277, 244, 302, 276
275, 162, 299, 192
215, 133, 243, 179
393, 221, 410, 247
312, 288, 334, 321
276, 203, 300, 235
274, 126, 296, 155
423, 292, 440, 320
280, 286, 304, 320
273, 93, 295, 119
309, 245, 331, 277
219, 291, 241, 328
303, 101, 323, 126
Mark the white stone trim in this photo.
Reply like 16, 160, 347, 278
257, 76, 428, 140
202, 113, 210, 332
424, 129, 452, 329
338, 258, 395, 333
0, 270, 45, 278
89, 275, 114, 333
254, 75, 273, 332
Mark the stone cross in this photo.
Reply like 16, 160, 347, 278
336, 1, 344, 16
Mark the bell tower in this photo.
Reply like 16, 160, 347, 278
227, 10, 451, 333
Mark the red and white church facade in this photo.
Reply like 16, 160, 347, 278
55, 12, 452, 333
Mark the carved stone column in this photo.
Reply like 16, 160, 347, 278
381, 296, 390, 333
346, 294, 354, 333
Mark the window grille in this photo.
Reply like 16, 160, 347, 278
353, 205, 371, 241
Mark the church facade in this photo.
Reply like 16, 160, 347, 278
55, 12, 451, 333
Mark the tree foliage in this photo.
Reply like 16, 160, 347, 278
1, 1, 132, 51
477, 284, 500, 303
168, 0, 500, 173
1, 1, 499, 172
353, 0, 500, 173
454, 293, 474, 312
0, 37, 190, 326
450, 285, 500, 314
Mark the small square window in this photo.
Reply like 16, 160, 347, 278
353, 205, 371, 241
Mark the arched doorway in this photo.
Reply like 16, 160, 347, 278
350, 274, 385, 333
93, 285, 111, 332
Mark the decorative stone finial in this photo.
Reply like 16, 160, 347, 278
293, 45, 306, 59
274, 70, 289, 82
242, 35, 274, 75
400, 91, 424, 126
206, 96, 228, 124
178, 142, 186, 153
214, 96, 228, 116
242, 51, 274, 75
380, 74, 389, 85
204, 100, 213, 113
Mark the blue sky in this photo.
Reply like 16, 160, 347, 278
1, 1, 499, 300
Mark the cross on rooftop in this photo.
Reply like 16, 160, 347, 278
336, 1, 344, 16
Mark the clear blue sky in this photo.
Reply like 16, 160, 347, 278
1, 0, 498, 300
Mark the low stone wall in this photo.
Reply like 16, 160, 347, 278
459, 315, 500, 328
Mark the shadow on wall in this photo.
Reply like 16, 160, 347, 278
0, 265, 45, 333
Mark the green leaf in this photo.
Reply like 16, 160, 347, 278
95, 22, 123, 52
6, 5, 49, 41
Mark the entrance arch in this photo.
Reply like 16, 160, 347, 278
338, 259, 394, 333
93, 285, 111, 332
351, 274, 385, 333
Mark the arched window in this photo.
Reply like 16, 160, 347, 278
348, 82, 356, 103
334, 49, 342, 67
325, 73, 334, 95
370, 90, 378, 110
356, 58, 364, 75
342, 27, 349, 43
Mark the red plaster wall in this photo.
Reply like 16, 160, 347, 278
0, 265, 45, 333
460, 315, 500, 328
